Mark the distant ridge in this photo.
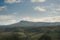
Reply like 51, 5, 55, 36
8, 20, 60, 26
0, 20, 60, 28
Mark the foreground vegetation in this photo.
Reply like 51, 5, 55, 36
0, 26, 60, 40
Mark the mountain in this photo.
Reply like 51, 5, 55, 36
10, 20, 60, 27
0, 20, 60, 28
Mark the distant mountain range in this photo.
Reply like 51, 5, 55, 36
0, 20, 60, 28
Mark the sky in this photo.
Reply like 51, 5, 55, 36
0, 0, 60, 25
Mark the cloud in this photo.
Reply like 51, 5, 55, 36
0, 15, 19, 25
22, 16, 60, 22
13, 13, 17, 14
8, 20, 17, 23
0, 6, 7, 11
0, 16, 60, 25
6, 20, 17, 25
55, 6, 60, 12
0, 19, 17, 25
0, 15, 15, 20
5, 0, 21, 4
12, 12, 17, 15
49, 3, 60, 11
34, 6, 46, 12
31, 0, 45, 2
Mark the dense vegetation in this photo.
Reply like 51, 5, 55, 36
0, 26, 60, 40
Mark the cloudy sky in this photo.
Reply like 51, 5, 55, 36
0, 0, 60, 25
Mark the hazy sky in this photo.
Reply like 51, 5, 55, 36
0, 0, 60, 25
